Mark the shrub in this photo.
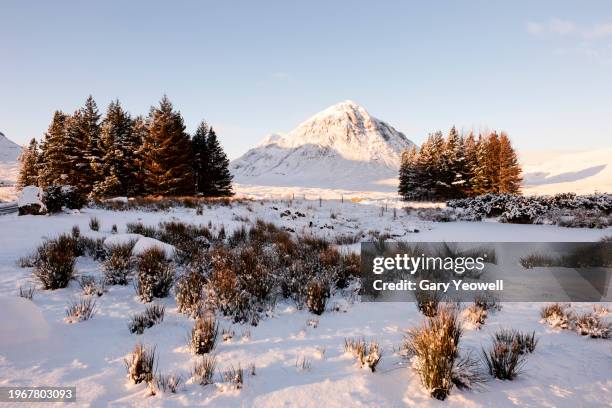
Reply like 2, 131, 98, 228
404, 305, 462, 400
126, 222, 158, 238
65, 297, 97, 323
78, 275, 106, 297
128, 304, 165, 334
306, 279, 329, 315
192, 355, 216, 386
33, 237, 77, 290
344, 338, 383, 372
18, 286, 35, 300
124, 343, 157, 385
43, 185, 85, 213
111, 224, 118, 234
463, 304, 487, 329
135, 247, 175, 302
191, 316, 218, 354
482, 329, 527, 380
414, 288, 441, 317
175, 267, 207, 317
540, 303, 573, 329
520, 253, 557, 269
575, 312, 611, 339
473, 292, 500, 312
221, 364, 244, 389
155, 372, 182, 394
89, 217, 100, 231
103, 240, 136, 285
493, 329, 538, 354
78, 236, 106, 260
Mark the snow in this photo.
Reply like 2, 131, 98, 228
131, 237, 176, 259
104, 233, 143, 248
0, 296, 50, 347
17, 185, 46, 212
0, 200, 610, 407
231, 101, 415, 191
0, 131, 22, 185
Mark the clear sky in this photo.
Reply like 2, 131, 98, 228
1, 1, 611, 159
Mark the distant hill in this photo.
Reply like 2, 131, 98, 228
0, 131, 22, 185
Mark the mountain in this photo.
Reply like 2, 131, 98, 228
520, 149, 612, 195
231, 100, 415, 190
0, 131, 22, 185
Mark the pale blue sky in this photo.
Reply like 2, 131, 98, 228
1, 1, 611, 159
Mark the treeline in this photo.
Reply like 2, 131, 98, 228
398, 127, 522, 201
18, 95, 233, 198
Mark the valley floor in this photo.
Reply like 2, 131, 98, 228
0, 199, 610, 407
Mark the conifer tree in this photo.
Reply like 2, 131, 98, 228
63, 111, 91, 189
142, 96, 194, 196
498, 132, 522, 194
442, 126, 466, 198
38, 111, 69, 187
463, 132, 478, 196
80, 96, 103, 193
17, 138, 40, 189
192, 121, 210, 194
93, 100, 135, 197
130, 116, 148, 196
205, 127, 233, 196
398, 145, 418, 199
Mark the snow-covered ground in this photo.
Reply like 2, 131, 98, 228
0, 199, 610, 407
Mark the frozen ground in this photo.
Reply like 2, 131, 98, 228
0, 199, 610, 407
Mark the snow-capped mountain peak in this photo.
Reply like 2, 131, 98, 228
231, 101, 415, 190
0, 131, 22, 163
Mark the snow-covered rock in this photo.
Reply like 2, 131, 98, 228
132, 237, 176, 260
17, 185, 46, 215
104, 196, 129, 204
231, 100, 415, 190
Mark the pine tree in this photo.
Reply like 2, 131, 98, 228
442, 126, 466, 199
143, 96, 194, 196
63, 111, 90, 189
192, 121, 210, 194
131, 116, 148, 196
498, 132, 522, 194
471, 134, 490, 195
93, 100, 135, 197
80, 96, 103, 194
398, 145, 418, 199
17, 138, 40, 189
38, 111, 69, 187
205, 127, 233, 196
463, 132, 478, 196
485, 132, 501, 192
414, 136, 435, 200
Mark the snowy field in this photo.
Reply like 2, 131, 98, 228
0, 198, 611, 407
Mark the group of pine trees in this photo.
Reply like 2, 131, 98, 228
18, 95, 233, 197
398, 126, 522, 200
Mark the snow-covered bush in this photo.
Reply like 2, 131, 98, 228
124, 343, 156, 385
190, 316, 218, 354
540, 303, 574, 329
221, 364, 244, 389
574, 312, 611, 339
44, 185, 85, 213
78, 275, 106, 297
18, 286, 35, 300
155, 372, 182, 394
103, 240, 136, 285
65, 297, 97, 323
500, 196, 549, 224
33, 235, 77, 290
175, 260, 209, 317
404, 304, 469, 400
463, 304, 487, 329
414, 288, 441, 317
344, 338, 383, 372
306, 278, 330, 315
135, 247, 175, 302
192, 356, 216, 386
128, 304, 165, 334
126, 222, 158, 238
482, 329, 531, 380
